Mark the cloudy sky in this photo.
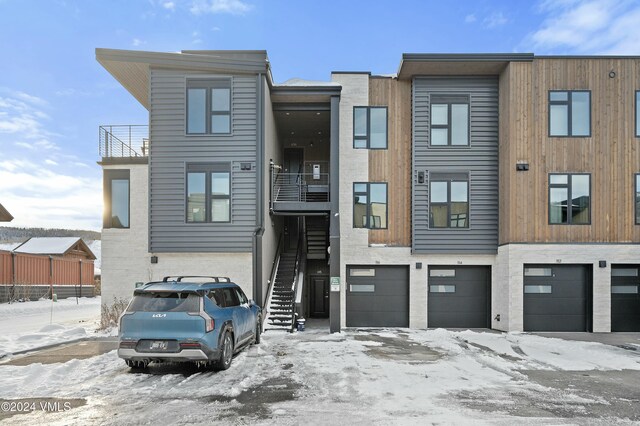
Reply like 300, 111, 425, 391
1, 0, 639, 231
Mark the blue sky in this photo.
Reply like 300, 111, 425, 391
1, 0, 639, 231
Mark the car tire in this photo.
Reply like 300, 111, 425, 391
215, 331, 233, 371
254, 316, 262, 345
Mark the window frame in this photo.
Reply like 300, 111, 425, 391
352, 182, 388, 229
548, 173, 591, 225
103, 169, 130, 229
352, 106, 388, 150
429, 95, 470, 147
636, 91, 640, 138
186, 79, 232, 136
428, 172, 470, 229
185, 163, 231, 224
548, 90, 591, 137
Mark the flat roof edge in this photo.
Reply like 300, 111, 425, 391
401, 53, 535, 62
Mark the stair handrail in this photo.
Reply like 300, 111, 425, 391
263, 233, 284, 329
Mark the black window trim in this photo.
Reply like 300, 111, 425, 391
428, 172, 470, 229
352, 106, 388, 150
352, 182, 388, 229
185, 162, 231, 224
635, 90, 640, 138
429, 94, 471, 148
103, 169, 130, 229
548, 90, 592, 138
186, 79, 232, 136
548, 172, 591, 225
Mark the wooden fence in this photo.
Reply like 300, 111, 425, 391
0, 250, 94, 285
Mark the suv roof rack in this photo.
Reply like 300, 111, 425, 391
162, 276, 231, 283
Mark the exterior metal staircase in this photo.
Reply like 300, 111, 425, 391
264, 251, 299, 331
305, 217, 328, 260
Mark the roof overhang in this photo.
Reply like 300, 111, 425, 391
96, 48, 271, 110
0, 203, 13, 222
270, 85, 341, 104
397, 53, 534, 80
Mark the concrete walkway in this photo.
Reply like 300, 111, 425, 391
1, 339, 118, 366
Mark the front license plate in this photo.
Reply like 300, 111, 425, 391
150, 340, 168, 351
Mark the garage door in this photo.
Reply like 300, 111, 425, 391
346, 265, 409, 327
523, 265, 591, 332
611, 265, 640, 332
428, 266, 491, 328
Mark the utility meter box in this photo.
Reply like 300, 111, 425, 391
313, 164, 320, 180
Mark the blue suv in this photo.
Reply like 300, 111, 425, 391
118, 276, 262, 370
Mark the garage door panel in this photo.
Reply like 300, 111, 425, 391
611, 265, 640, 332
428, 266, 490, 329
346, 266, 409, 327
523, 264, 590, 332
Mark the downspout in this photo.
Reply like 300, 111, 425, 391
253, 72, 265, 305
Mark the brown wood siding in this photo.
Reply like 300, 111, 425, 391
499, 58, 640, 244
368, 77, 412, 246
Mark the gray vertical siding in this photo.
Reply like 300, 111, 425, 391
412, 77, 498, 253
149, 69, 257, 252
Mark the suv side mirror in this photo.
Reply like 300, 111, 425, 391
249, 299, 256, 306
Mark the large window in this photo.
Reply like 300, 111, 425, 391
429, 173, 469, 228
549, 90, 591, 137
636, 91, 640, 138
353, 182, 388, 229
353, 107, 387, 149
186, 80, 231, 135
186, 164, 231, 223
104, 170, 130, 229
549, 173, 590, 225
636, 174, 640, 225
430, 95, 469, 146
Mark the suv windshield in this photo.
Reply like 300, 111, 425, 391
127, 292, 201, 313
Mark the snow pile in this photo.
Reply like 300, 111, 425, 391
87, 240, 101, 274
0, 297, 102, 358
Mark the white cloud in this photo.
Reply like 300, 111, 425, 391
190, 0, 251, 15
483, 11, 508, 28
162, 1, 175, 10
132, 38, 147, 47
0, 93, 58, 144
525, 0, 640, 54
45, 159, 58, 166
465, 14, 477, 23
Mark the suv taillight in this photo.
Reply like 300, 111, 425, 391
200, 312, 215, 332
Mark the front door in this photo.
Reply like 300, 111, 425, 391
284, 148, 303, 184
310, 276, 329, 317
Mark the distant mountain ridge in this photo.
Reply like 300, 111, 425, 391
0, 227, 100, 243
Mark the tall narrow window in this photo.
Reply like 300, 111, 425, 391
104, 170, 130, 229
549, 173, 590, 224
549, 90, 591, 137
429, 173, 469, 228
353, 182, 387, 229
187, 80, 231, 135
186, 164, 231, 223
636, 91, 640, 138
353, 106, 387, 149
430, 95, 469, 146
635, 174, 640, 225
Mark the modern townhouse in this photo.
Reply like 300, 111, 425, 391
96, 49, 640, 334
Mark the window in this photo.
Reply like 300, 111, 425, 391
636, 91, 640, 137
186, 163, 231, 223
636, 174, 640, 225
429, 173, 469, 228
549, 90, 591, 137
186, 80, 231, 134
549, 173, 590, 224
353, 182, 388, 229
353, 106, 387, 149
429, 285, 456, 293
430, 95, 469, 146
104, 170, 130, 229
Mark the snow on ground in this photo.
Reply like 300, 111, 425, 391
0, 297, 103, 358
1, 327, 639, 425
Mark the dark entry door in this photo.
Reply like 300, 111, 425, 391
523, 264, 591, 332
428, 266, 491, 328
611, 265, 640, 332
284, 148, 303, 184
310, 276, 329, 317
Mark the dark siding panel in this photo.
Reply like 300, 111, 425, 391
149, 69, 257, 252
412, 77, 499, 253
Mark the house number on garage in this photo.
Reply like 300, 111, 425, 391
330, 277, 340, 292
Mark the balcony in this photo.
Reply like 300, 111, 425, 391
99, 125, 149, 159
270, 163, 330, 214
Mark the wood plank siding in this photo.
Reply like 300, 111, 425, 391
499, 58, 640, 244
368, 77, 412, 247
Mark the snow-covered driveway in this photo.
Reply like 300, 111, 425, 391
1, 327, 640, 425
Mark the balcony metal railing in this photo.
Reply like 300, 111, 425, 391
270, 163, 330, 204
99, 125, 149, 158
